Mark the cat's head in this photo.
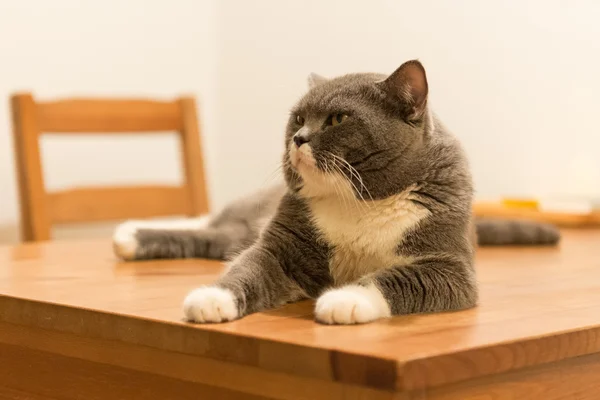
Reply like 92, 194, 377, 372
283, 60, 432, 201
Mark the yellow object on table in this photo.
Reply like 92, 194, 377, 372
474, 200, 600, 228
501, 198, 540, 210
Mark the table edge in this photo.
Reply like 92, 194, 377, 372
3, 294, 600, 392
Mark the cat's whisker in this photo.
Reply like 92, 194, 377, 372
325, 152, 373, 212
328, 157, 367, 213
326, 152, 366, 194
260, 164, 285, 191
326, 157, 364, 211
327, 160, 351, 211
328, 152, 374, 203
321, 159, 344, 209
337, 157, 370, 200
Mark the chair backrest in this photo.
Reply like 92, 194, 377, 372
11, 93, 209, 242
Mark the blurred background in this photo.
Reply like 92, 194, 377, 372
1, 0, 599, 242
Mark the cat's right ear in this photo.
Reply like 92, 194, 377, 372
378, 60, 429, 120
308, 73, 328, 89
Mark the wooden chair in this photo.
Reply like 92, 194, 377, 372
10, 93, 210, 242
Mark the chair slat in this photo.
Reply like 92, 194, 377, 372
11, 94, 51, 241
48, 186, 192, 223
38, 99, 182, 133
179, 98, 210, 215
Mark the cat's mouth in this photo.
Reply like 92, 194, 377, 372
289, 143, 317, 172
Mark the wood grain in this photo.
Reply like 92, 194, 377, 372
10, 93, 210, 241
1, 229, 600, 398
0, 386, 60, 400
0, 322, 392, 400
37, 98, 182, 133
409, 352, 600, 400
0, 342, 268, 400
47, 185, 191, 223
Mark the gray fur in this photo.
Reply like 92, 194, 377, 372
133, 184, 285, 260
125, 60, 560, 322
476, 219, 560, 246
217, 193, 332, 316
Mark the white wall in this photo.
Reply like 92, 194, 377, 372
215, 0, 600, 203
0, 0, 219, 239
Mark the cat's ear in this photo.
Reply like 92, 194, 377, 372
308, 72, 328, 89
379, 60, 428, 120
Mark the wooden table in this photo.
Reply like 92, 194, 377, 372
1, 230, 600, 399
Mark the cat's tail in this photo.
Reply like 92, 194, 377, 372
475, 219, 560, 246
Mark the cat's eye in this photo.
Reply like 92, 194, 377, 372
295, 115, 305, 125
330, 113, 348, 127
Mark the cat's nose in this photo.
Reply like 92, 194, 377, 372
293, 134, 309, 147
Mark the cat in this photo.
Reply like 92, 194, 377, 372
113, 60, 559, 325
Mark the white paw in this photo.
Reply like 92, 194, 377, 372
112, 220, 142, 260
315, 284, 391, 325
183, 287, 238, 323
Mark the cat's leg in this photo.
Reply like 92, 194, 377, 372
113, 184, 285, 261
183, 193, 332, 323
315, 254, 477, 324
112, 215, 256, 261
183, 247, 309, 323
113, 216, 215, 260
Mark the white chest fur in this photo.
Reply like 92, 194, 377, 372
308, 186, 429, 285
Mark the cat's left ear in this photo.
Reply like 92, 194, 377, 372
308, 72, 328, 89
378, 60, 428, 120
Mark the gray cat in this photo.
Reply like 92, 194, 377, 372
114, 60, 559, 324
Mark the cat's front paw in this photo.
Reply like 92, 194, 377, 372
112, 220, 141, 260
315, 284, 391, 325
183, 287, 238, 323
